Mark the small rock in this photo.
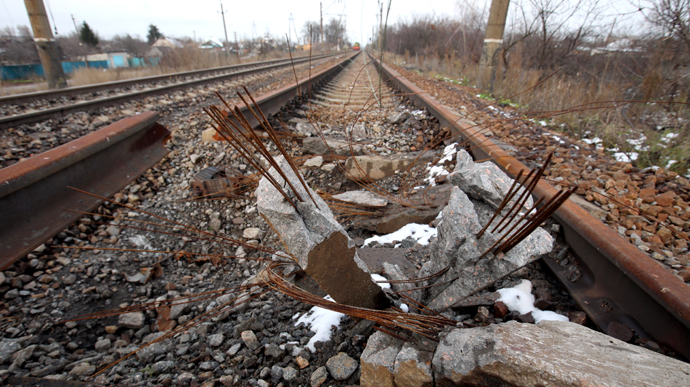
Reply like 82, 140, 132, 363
494, 301, 508, 318
265, 343, 285, 358
0, 339, 21, 364
271, 365, 283, 380
607, 321, 634, 342
69, 362, 96, 376
209, 218, 222, 232
310, 366, 328, 387
4, 289, 19, 299
326, 352, 358, 381
282, 366, 298, 381
242, 228, 262, 240
190, 154, 202, 164
304, 156, 324, 168
241, 330, 260, 350
208, 333, 224, 347
95, 338, 111, 352
106, 225, 120, 236
296, 355, 309, 369
10, 344, 35, 366
152, 360, 174, 374
118, 312, 145, 329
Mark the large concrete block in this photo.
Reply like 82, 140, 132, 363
393, 342, 434, 387
257, 156, 389, 310
344, 153, 434, 181
433, 321, 690, 386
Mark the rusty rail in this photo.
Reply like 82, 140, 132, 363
214, 52, 359, 132
370, 53, 690, 360
0, 112, 170, 270
0, 53, 341, 129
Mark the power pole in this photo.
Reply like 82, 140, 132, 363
477, 0, 510, 92
320, 2, 324, 52
219, 0, 230, 57
234, 31, 240, 62
25, 0, 66, 89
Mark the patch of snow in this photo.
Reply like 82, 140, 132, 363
667, 160, 678, 168
294, 295, 345, 352
661, 132, 679, 143
551, 135, 565, 144
539, 120, 548, 126
371, 273, 391, 290
497, 280, 568, 324
612, 152, 638, 162
425, 165, 450, 185
400, 303, 409, 313
440, 143, 458, 163
364, 223, 437, 247
582, 136, 602, 145
626, 135, 649, 151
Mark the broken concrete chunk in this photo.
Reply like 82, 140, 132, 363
383, 262, 421, 311
256, 156, 389, 310
393, 342, 434, 387
448, 149, 533, 209
433, 321, 690, 387
303, 137, 363, 156
360, 331, 404, 387
344, 153, 434, 181
420, 187, 553, 311
333, 190, 388, 207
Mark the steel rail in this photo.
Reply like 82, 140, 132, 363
0, 53, 335, 106
0, 53, 341, 130
211, 52, 360, 134
370, 53, 690, 360
0, 111, 170, 270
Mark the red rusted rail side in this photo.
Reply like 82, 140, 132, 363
211, 52, 359, 134
371, 54, 690, 360
0, 112, 170, 270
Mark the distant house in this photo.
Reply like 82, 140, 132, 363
152, 38, 184, 49
201, 39, 223, 50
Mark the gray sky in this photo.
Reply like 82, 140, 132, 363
1, 0, 461, 44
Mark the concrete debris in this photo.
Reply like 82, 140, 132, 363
388, 111, 411, 124
344, 153, 434, 181
448, 149, 533, 209
304, 156, 324, 168
191, 166, 234, 199
393, 343, 434, 387
420, 187, 553, 311
360, 330, 404, 387
433, 321, 690, 387
256, 156, 389, 310
351, 184, 451, 234
303, 136, 363, 156
333, 190, 389, 207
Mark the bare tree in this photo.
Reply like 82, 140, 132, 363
301, 21, 321, 44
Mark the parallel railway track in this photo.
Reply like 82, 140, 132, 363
0, 50, 688, 384
0, 53, 338, 129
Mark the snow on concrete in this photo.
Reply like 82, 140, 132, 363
371, 273, 391, 289
497, 279, 568, 324
294, 295, 345, 352
363, 223, 437, 247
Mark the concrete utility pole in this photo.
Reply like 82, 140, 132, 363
25, 0, 66, 89
320, 2, 324, 52
234, 31, 240, 62
219, 0, 230, 57
477, 0, 510, 92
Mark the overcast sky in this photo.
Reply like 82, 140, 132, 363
1, 0, 463, 44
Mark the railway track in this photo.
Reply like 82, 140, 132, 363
0, 53, 337, 129
0, 50, 688, 384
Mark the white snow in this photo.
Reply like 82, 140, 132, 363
551, 135, 565, 144
582, 136, 602, 145
400, 303, 409, 313
371, 273, 391, 289
425, 165, 450, 185
497, 279, 569, 324
626, 135, 649, 151
440, 143, 458, 163
662, 132, 679, 143
294, 295, 345, 352
612, 152, 638, 162
363, 223, 438, 247
667, 160, 678, 168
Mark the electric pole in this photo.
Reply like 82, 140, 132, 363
477, 0, 510, 92
234, 31, 240, 62
320, 2, 324, 52
25, 0, 66, 89
219, 0, 230, 57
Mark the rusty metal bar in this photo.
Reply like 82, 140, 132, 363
371, 54, 690, 360
0, 111, 170, 270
